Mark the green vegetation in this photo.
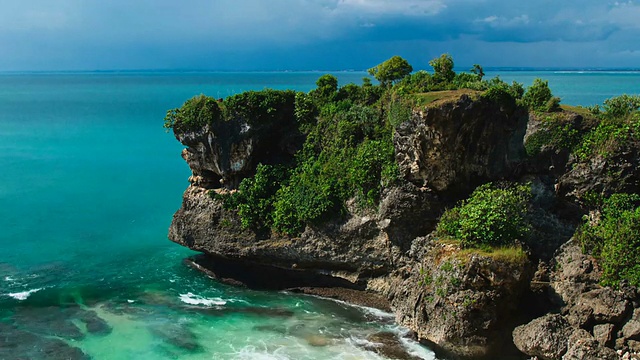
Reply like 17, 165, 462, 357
577, 194, 640, 287
167, 56, 640, 288
470, 64, 485, 80
223, 89, 296, 126
437, 183, 532, 249
367, 56, 413, 87
220, 164, 290, 233
210, 70, 396, 235
167, 54, 567, 238
164, 94, 222, 133
429, 53, 455, 84
574, 94, 640, 161
164, 89, 296, 134
457, 245, 529, 265
524, 113, 583, 156
521, 79, 561, 112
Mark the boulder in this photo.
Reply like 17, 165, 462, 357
623, 308, 640, 341
568, 288, 630, 328
562, 329, 618, 360
513, 314, 573, 359
593, 323, 615, 347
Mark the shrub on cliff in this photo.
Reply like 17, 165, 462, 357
269, 101, 398, 235
524, 113, 583, 156
164, 94, 222, 133
577, 193, 640, 287
223, 89, 296, 126
215, 74, 397, 236
479, 78, 524, 113
574, 96, 640, 161
602, 94, 640, 119
429, 53, 456, 84
228, 164, 290, 232
311, 74, 339, 103
522, 79, 560, 112
437, 183, 532, 249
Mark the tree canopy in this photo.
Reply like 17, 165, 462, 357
429, 54, 455, 83
367, 56, 413, 87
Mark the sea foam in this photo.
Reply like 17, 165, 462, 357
179, 292, 227, 306
7, 288, 42, 301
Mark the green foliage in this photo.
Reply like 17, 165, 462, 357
480, 78, 524, 112
393, 70, 433, 94
452, 72, 486, 91
391, 56, 492, 94
429, 54, 456, 84
387, 95, 413, 127
602, 94, 640, 119
437, 183, 532, 249
164, 94, 222, 133
294, 92, 317, 133
522, 79, 560, 112
577, 193, 640, 287
470, 64, 485, 80
482, 85, 517, 111
217, 73, 398, 236
368, 56, 413, 87
272, 160, 340, 235
524, 114, 583, 156
223, 89, 296, 126
336, 83, 362, 103
312, 74, 339, 103
225, 164, 290, 232
574, 107, 640, 161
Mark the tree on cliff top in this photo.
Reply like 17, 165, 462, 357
367, 56, 413, 87
312, 74, 339, 103
429, 53, 455, 83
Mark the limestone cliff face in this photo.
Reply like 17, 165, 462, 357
167, 94, 562, 359
395, 94, 528, 195
387, 236, 533, 359
175, 105, 302, 190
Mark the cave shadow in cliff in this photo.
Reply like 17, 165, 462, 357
185, 254, 366, 291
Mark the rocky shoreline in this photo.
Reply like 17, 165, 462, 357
168, 92, 640, 359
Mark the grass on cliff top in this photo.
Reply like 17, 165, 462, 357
457, 245, 529, 265
408, 89, 481, 108
435, 238, 529, 266
560, 104, 596, 119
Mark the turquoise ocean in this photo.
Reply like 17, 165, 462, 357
0, 70, 639, 359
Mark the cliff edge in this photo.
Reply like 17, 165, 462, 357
166, 73, 640, 359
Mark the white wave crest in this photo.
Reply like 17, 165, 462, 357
7, 288, 42, 301
179, 292, 227, 306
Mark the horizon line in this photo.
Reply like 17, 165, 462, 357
2, 67, 640, 75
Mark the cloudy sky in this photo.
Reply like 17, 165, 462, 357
1, 0, 639, 71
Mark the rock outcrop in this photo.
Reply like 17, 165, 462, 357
395, 94, 528, 196
175, 101, 301, 190
168, 92, 639, 359
512, 241, 640, 360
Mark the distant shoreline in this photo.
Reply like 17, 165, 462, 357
2, 68, 640, 75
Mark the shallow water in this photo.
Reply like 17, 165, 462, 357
0, 70, 638, 359
0, 71, 438, 359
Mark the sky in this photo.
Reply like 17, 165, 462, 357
0, 0, 639, 71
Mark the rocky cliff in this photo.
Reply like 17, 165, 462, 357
168, 92, 640, 359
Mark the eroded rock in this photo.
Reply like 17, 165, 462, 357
513, 314, 572, 360
562, 329, 618, 360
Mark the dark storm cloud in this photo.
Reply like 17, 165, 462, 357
0, 0, 638, 70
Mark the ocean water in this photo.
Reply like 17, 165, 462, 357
0, 70, 638, 359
